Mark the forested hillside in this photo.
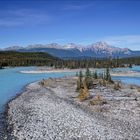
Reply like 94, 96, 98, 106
0, 51, 59, 67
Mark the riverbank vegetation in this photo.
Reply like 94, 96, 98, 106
76, 67, 114, 102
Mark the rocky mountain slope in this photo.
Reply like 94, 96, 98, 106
2, 42, 140, 59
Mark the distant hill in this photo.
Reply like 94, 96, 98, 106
0, 51, 59, 66
2, 42, 140, 59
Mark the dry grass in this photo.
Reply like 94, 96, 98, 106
90, 95, 107, 106
78, 81, 90, 101
137, 87, 140, 92
114, 82, 121, 90
102, 79, 107, 86
94, 106, 108, 112
40, 78, 55, 87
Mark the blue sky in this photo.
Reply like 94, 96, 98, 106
0, 0, 140, 50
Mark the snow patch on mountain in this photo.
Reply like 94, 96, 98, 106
2, 41, 139, 58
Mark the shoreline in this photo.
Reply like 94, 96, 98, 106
5, 77, 140, 139
19, 67, 140, 77
20, 68, 80, 74
2, 81, 40, 140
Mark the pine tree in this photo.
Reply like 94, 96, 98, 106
76, 70, 83, 91
85, 67, 91, 77
105, 67, 113, 83
85, 67, 93, 89
94, 70, 98, 79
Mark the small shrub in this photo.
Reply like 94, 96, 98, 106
90, 95, 107, 105
114, 82, 121, 90
78, 81, 90, 101
84, 77, 93, 89
40, 78, 54, 87
137, 87, 140, 92
130, 85, 134, 89
102, 79, 107, 86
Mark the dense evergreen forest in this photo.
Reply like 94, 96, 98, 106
0, 51, 59, 67
0, 51, 140, 69
61, 57, 140, 69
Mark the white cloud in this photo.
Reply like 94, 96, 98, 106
102, 35, 140, 50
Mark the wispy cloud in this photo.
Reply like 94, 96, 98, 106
102, 35, 140, 50
63, 4, 92, 11
0, 9, 50, 27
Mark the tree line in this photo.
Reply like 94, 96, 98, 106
56, 57, 140, 69
0, 51, 58, 68
0, 51, 140, 69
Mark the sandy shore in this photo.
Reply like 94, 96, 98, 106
20, 67, 140, 78
20, 68, 80, 74
6, 77, 140, 140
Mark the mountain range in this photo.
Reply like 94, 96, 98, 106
2, 42, 140, 59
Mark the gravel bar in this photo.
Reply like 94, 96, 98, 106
6, 77, 140, 140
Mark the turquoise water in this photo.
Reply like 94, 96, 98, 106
113, 76, 140, 85
112, 65, 140, 72
0, 67, 75, 111
112, 65, 140, 85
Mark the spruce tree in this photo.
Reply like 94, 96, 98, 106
85, 67, 91, 77
85, 67, 93, 89
105, 67, 113, 83
76, 70, 83, 91
94, 70, 98, 79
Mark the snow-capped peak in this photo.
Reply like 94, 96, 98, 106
5, 46, 23, 50
2, 41, 134, 58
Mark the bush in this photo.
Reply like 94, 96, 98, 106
114, 82, 121, 90
102, 79, 107, 86
90, 95, 107, 105
137, 87, 140, 92
130, 85, 134, 89
40, 78, 54, 87
78, 81, 90, 101
84, 77, 93, 89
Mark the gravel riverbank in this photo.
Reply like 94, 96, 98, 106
6, 77, 140, 140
